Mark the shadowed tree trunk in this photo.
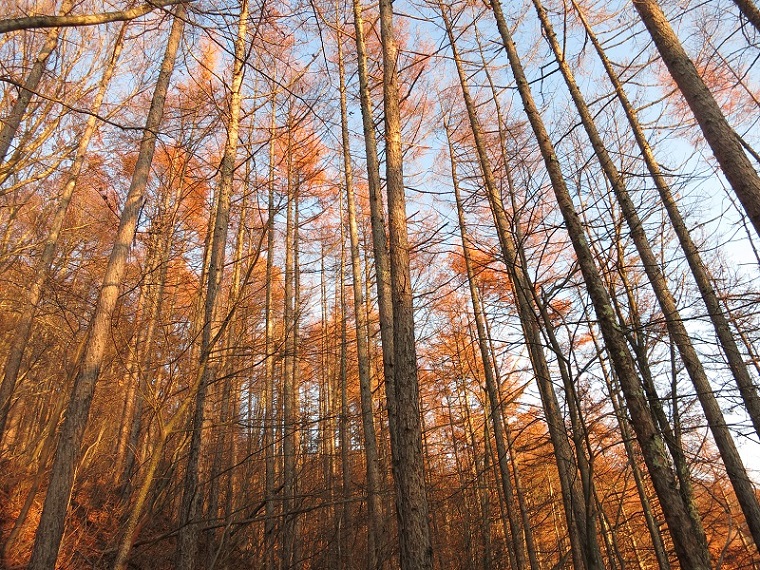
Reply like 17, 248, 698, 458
335, 7, 383, 566
532, 0, 760, 548
378, 0, 433, 567
487, 0, 712, 566
571, 0, 760, 443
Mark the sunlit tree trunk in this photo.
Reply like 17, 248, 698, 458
0, 22, 126, 444
351, 12, 397, 552
27, 9, 185, 570
0, 0, 73, 170
632, 0, 760, 238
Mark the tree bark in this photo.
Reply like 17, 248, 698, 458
533, 0, 760, 548
378, 0, 433, 567
27, 8, 185, 570
487, 0, 712, 566
0, 0, 186, 34
632, 0, 760, 239
731, 0, 760, 34
336, 10, 383, 567
572, 0, 760, 443
446, 118, 529, 570
440, 6, 603, 567
177, 3, 248, 567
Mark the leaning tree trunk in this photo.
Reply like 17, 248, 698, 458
487, 0, 712, 567
0, 22, 126, 444
532, 0, 760, 548
439, 6, 602, 568
27, 8, 185, 570
632, 0, 760, 239
0, 0, 73, 170
571, 0, 760, 443
731, 0, 760, 34
446, 119, 529, 570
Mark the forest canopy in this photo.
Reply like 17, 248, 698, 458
1, 0, 760, 569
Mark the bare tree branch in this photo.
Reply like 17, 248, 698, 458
0, 0, 188, 34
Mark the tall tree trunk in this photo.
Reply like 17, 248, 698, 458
264, 91, 278, 570
27, 10, 185, 570
571, 0, 760, 442
115, 136, 187, 491
446, 118, 528, 570
176, 3, 248, 567
338, 191, 351, 569
439, 6, 602, 568
587, 317, 673, 570
0, 22, 126, 444
282, 111, 300, 569
378, 0, 433, 567
351, 11, 397, 553
632, 0, 760, 238
487, 0, 712, 566
336, 9, 383, 566
532, 0, 760, 548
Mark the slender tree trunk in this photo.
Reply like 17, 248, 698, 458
338, 192, 351, 569
440, 6, 602, 567
487, 0, 712, 566
571, 0, 760, 442
282, 113, 299, 569
0, 23, 125, 444
264, 92, 278, 570
351, 11, 397, 551
0, 0, 73, 170
378, 0, 433, 567
533, 0, 760, 548
632, 0, 760, 238
27, 10, 185, 570
176, 4, 248, 567
588, 321, 672, 570
446, 118, 528, 570
336, 10, 383, 566
115, 148, 182, 491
